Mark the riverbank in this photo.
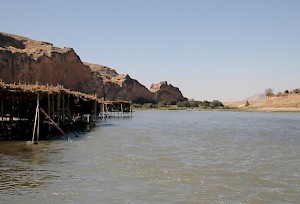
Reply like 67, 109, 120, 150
224, 94, 300, 112
133, 106, 300, 113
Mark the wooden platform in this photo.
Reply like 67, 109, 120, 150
0, 81, 132, 141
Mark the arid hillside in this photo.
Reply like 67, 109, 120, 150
225, 94, 300, 111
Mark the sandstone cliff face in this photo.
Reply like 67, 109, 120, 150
0, 32, 104, 97
150, 81, 186, 102
84, 62, 154, 101
0, 32, 186, 103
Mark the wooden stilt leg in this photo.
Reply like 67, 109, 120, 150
121, 103, 123, 117
31, 105, 39, 144
57, 93, 61, 125
102, 103, 105, 119
52, 94, 55, 123
62, 93, 65, 124
37, 92, 40, 143
48, 93, 51, 136
130, 103, 132, 117
1, 98, 3, 128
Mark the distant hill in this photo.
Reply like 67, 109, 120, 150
244, 93, 266, 101
225, 93, 300, 111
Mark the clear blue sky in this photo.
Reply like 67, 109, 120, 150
1, 0, 299, 101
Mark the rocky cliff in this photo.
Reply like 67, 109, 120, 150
0, 32, 104, 97
84, 62, 154, 102
0, 32, 185, 102
150, 81, 186, 102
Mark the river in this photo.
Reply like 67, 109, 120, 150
0, 110, 300, 203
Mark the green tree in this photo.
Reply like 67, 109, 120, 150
201, 100, 210, 108
189, 100, 200, 107
245, 100, 250, 107
293, 89, 300, 94
158, 101, 167, 108
209, 100, 224, 108
265, 88, 274, 97
142, 103, 157, 109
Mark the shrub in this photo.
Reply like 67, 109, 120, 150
293, 89, 300, 94
189, 100, 200, 107
209, 100, 224, 108
265, 88, 274, 97
245, 100, 250, 107
142, 103, 157, 109
133, 103, 142, 108
158, 101, 168, 107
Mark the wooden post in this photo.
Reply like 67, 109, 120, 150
48, 93, 51, 135
62, 93, 65, 124
1, 98, 3, 127
31, 103, 39, 144
130, 102, 132, 117
93, 94, 97, 123
57, 92, 61, 125
102, 103, 105, 119
67, 94, 70, 119
37, 92, 40, 143
105, 103, 108, 118
121, 103, 123, 117
52, 94, 55, 122
17, 101, 20, 125
10, 96, 14, 124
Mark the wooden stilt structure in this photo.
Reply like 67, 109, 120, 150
39, 107, 71, 141
0, 81, 133, 141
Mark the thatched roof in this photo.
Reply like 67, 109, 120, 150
0, 81, 97, 101
0, 82, 132, 104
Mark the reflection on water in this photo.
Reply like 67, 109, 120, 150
0, 141, 59, 197
0, 111, 300, 203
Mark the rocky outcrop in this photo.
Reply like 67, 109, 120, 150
0, 32, 186, 103
0, 32, 104, 97
150, 81, 186, 102
84, 62, 154, 102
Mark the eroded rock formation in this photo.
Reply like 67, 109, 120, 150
0, 32, 104, 97
150, 81, 186, 102
84, 62, 154, 102
0, 32, 186, 102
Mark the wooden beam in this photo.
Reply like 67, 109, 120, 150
39, 107, 71, 141
130, 102, 132, 117
31, 104, 39, 144
62, 93, 65, 124
121, 103, 123, 117
102, 103, 105, 119
93, 96, 97, 123
37, 92, 40, 143
52, 94, 55, 124
1, 98, 3, 127
48, 93, 51, 135
57, 92, 61, 125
